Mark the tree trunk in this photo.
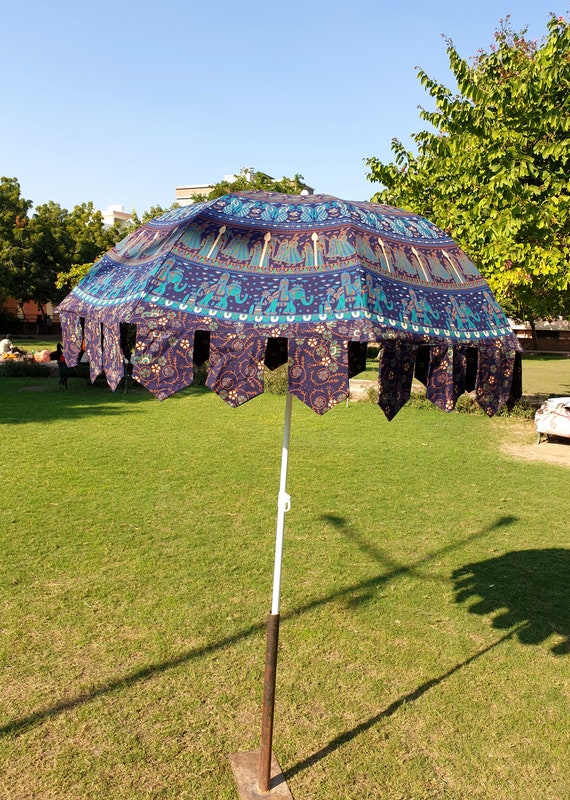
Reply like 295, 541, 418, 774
529, 318, 539, 350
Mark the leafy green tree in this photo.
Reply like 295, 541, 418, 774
66, 202, 122, 265
365, 14, 570, 341
23, 201, 74, 308
29, 202, 121, 302
125, 203, 180, 231
190, 168, 311, 202
0, 177, 33, 305
0, 186, 126, 304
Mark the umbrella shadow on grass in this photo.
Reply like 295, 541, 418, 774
282, 624, 522, 783
281, 513, 522, 781
0, 514, 518, 740
283, 523, 570, 783
452, 548, 570, 656
320, 512, 518, 609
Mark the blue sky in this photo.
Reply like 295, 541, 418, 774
1, 0, 566, 215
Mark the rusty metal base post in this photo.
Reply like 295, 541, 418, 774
228, 750, 293, 799
229, 613, 293, 798
259, 613, 280, 789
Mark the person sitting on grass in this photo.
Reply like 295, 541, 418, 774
1, 334, 16, 355
1, 335, 27, 357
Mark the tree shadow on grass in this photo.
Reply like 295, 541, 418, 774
453, 548, 570, 655
0, 382, 212, 425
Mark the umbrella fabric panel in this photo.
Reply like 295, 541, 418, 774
287, 336, 351, 414
56, 191, 522, 416
84, 316, 104, 383
475, 343, 522, 416
69, 246, 510, 341
59, 307, 133, 393
60, 192, 514, 343
206, 329, 266, 407
59, 303, 521, 417
149, 237, 491, 324
425, 345, 460, 412
377, 341, 417, 420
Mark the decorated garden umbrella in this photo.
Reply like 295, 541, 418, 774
56, 191, 521, 797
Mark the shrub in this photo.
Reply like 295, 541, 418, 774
496, 398, 539, 419
362, 388, 536, 419
455, 394, 484, 414
193, 362, 209, 386
403, 391, 440, 411
264, 364, 288, 395
366, 385, 379, 404
0, 360, 52, 378
455, 394, 538, 418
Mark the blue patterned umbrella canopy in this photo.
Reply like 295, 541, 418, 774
56, 191, 521, 417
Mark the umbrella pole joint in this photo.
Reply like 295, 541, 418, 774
278, 492, 291, 513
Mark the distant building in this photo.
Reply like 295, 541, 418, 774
509, 317, 570, 351
102, 204, 131, 228
4, 298, 59, 330
175, 185, 215, 206
175, 168, 314, 206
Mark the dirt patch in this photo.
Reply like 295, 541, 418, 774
502, 439, 570, 467
349, 379, 375, 400
19, 383, 54, 392
499, 420, 570, 468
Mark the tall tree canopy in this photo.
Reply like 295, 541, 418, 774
366, 14, 570, 330
0, 177, 125, 308
2, 168, 311, 304
0, 177, 33, 303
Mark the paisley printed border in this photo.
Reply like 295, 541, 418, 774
58, 299, 521, 419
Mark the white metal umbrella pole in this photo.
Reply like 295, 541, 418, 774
259, 390, 293, 793
271, 391, 293, 615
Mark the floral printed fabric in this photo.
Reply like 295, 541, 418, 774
56, 191, 522, 418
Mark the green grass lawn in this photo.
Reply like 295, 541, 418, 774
10, 337, 60, 351
519, 352, 570, 396
0, 372, 569, 799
